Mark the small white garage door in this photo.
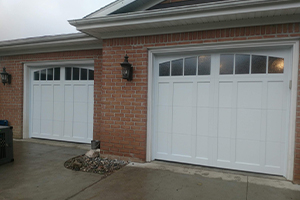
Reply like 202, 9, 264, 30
30, 66, 94, 143
153, 48, 291, 175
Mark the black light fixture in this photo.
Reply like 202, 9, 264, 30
0, 67, 11, 85
120, 54, 133, 81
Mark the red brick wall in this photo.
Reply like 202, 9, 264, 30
0, 50, 102, 139
99, 23, 300, 183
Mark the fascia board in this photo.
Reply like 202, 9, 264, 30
0, 34, 103, 56
93, 14, 300, 39
70, 0, 298, 29
85, 0, 137, 18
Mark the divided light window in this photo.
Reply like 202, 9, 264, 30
65, 67, 94, 81
34, 67, 60, 81
220, 54, 284, 75
159, 55, 211, 77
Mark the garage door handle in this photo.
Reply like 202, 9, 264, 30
289, 80, 292, 90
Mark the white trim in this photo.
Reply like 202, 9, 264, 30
0, 34, 102, 56
22, 59, 95, 141
146, 51, 154, 162
286, 41, 299, 181
146, 38, 299, 180
70, 0, 300, 39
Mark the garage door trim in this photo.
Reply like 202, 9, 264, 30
146, 39, 299, 181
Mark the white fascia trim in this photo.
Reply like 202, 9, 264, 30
70, 0, 296, 29
0, 34, 103, 56
146, 38, 299, 180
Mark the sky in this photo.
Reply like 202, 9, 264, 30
0, 0, 116, 41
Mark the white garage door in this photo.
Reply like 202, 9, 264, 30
153, 48, 291, 175
30, 66, 94, 143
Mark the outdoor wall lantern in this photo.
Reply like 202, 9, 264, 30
120, 54, 133, 81
0, 67, 11, 85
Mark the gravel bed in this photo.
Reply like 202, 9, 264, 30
64, 154, 129, 176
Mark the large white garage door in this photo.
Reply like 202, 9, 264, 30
153, 48, 291, 175
30, 66, 94, 143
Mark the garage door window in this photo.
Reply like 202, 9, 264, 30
34, 67, 60, 81
251, 55, 267, 74
219, 54, 284, 75
65, 67, 94, 81
159, 55, 211, 77
235, 54, 250, 74
220, 54, 234, 74
184, 57, 197, 76
268, 57, 284, 73
171, 59, 184, 76
198, 55, 211, 75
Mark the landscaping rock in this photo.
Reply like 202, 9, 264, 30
85, 149, 100, 158
64, 152, 129, 176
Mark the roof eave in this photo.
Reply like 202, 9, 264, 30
69, 0, 300, 39
0, 33, 103, 56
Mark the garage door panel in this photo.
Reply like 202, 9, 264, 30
73, 122, 87, 138
265, 141, 282, 168
173, 83, 193, 106
157, 106, 171, 133
64, 85, 73, 102
41, 85, 53, 101
88, 102, 94, 124
237, 82, 263, 109
217, 137, 231, 162
32, 101, 41, 119
74, 102, 88, 122
74, 85, 88, 102
33, 85, 41, 101
54, 85, 63, 102
40, 120, 52, 135
235, 139, 260, 165
172, 107, 193, 135
32, 119, 40, 134
197, 108, 210, 136
41, 101, 53, 120
236, 109, 262, 140
64, 102, 73, 122
267, 81, 284, 110
218, 108, 232, 138
172, 134, 192, 157
53, 102, 64, 121
88, 85, 94, 103
218, 82, 233, 108
157, 132, 169, 154
197, 82, 211, 107
88, 123, 93, 139
53, 120, 63, 137
266, 110, 284, 142
64, 121, 73, 137
158, 83, 170, 106
196, 136, 209, 160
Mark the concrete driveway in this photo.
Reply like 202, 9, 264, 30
0, 140, 300, 200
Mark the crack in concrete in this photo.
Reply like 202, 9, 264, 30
65, 176, 108, 200
246, 176, 249, 200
